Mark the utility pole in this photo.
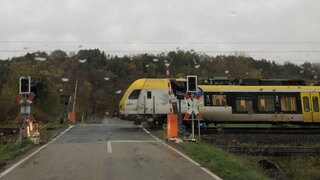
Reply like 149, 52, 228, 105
69, 80, 78, 123
72, 80, 78, 112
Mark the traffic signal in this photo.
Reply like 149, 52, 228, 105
187, 75, 197, 92
19, 76, 31, 94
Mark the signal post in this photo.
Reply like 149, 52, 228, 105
16, 76, 40, 144
184, 75, 202, 142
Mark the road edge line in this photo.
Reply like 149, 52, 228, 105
107, 141, 112, 153
142, 127, 222, 180
0, 125, 74, 178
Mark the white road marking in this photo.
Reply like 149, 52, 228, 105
107, 141, 112, 153
0, 125, 74, 178
140, 125, 150, 134
200, 167, 222, 180
142, 127, 222, 180
111, 140, 159, 143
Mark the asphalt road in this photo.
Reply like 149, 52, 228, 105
1, 118, 219, 180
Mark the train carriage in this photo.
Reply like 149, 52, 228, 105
200, 85, 320, 123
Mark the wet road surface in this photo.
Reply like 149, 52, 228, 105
1, 118, 218, 180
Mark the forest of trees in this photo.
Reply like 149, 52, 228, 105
0, 49, 319, 124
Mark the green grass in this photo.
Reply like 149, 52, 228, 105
0, 120, 63, 161
270, 156, 320, 179
182, 141, 268, 180
0, 140, 33, 162
0, 122, 65, 165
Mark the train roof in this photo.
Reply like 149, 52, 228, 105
199, 85, 320, 92
125, 78, 320, 94
129, 78, 169, 88
206, 77, 307, 86
128, 78, 186, 88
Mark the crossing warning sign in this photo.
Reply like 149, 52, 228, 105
183, 92, 203, 120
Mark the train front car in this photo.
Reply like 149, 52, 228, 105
119, 78, 171, 124
119, 78, 144, 121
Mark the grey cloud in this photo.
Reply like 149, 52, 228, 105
0, 0, 319, 63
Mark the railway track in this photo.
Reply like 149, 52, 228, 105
220, 146, 320, 156
0, 128, 19, 136
0, 126, 58, 137
200, 127, 320, 155
200, 127, 320, 135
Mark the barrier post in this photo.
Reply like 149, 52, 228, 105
69, 112, 76, 123
167, 113, 178, 140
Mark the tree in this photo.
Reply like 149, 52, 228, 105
0, 48, 316, 124
50, 50, 67, 62
77, 81, 92, 121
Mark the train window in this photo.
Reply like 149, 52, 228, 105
280, 96, 297, 111
204, 94, 212, 106
258, 96, 275, 112
236, 97, 253, 112
303, 97, 310, 112
312, 96, 319, 112
212, 95, 226, 106
128, 89, 141, 99
147, 91, 152, 99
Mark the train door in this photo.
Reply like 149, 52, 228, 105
143, 90, 155, 114
301, 92, 320, 122
311, 92, 320, 122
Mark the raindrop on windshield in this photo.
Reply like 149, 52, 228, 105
229, 11, 237, 17
115, 90, 122, 94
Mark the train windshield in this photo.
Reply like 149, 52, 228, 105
128, 89, 141, 99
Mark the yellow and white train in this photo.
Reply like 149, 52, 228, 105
119, 78, 320, 125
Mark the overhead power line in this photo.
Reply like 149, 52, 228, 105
1, 41, 320, 45
1, 49, 320, 53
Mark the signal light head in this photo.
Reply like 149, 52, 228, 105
19, 76, 31, 94
187, 75, 197, 92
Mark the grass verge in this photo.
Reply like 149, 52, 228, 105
181, 141, 268, 179
269, 156, 320, 179
0, 140, 33, 163
150, 129, 268, 179
0, 122, 67, 169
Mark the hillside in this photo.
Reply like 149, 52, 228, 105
0, 49, 319, 123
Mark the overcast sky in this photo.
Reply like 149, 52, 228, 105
1, 0, 320, 64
